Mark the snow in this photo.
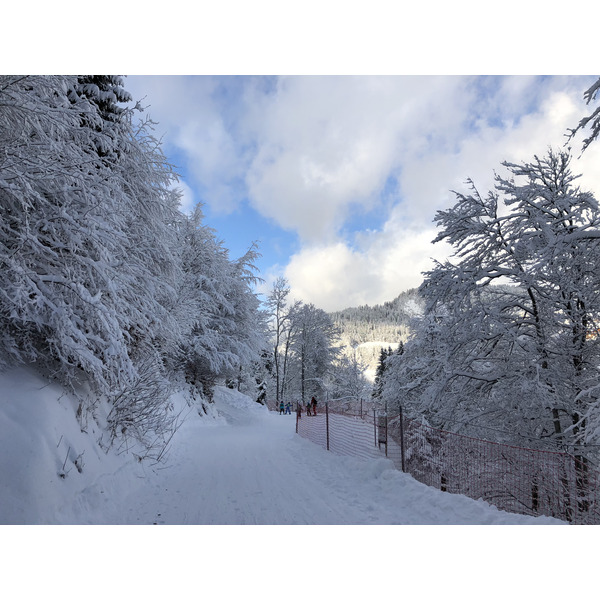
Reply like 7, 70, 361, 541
0, 366, 563, 526
1, 366, 594, 598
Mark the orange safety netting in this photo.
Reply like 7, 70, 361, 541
297, 404, 600, 524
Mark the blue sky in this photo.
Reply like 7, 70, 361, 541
12, 2, 598, 312
124, 75, 600, 311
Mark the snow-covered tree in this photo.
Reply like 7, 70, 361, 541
174, 205, 265, 401
0, 75, 269, 456
290, 303, 340, 404
263, 279, 342, 407
252, 348, 275, 406
329, 340, 370, 413
0, 75, 184, 449
569, 77, 600, 152
265, 277, 300, 406
383, 149, 600, 455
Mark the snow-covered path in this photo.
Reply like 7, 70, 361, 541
71, 388, 562, 525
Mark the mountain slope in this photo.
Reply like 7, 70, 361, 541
330, 288, 423, 379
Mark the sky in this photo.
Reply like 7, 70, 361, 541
124, 74, 600, 311
4, 3, 598, 586
7, 2, 598, 313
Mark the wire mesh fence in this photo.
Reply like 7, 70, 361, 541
296, 402, 600, 524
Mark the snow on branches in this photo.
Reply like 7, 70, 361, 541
384, 149, 600, 452
0, 76, 266, 454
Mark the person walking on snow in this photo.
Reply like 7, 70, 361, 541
306, 399, 312, 416
279, 401, 285, 415
311, 396, 317, 416
285, 402, 291, 415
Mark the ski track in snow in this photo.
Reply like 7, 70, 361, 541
70, 388, 562, 525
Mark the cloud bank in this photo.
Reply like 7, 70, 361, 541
127, 75, 600, 311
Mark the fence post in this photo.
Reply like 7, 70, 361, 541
385, 413, 388, 457
296, 402, 299, 434
373, 409, 377, 446
326, 402, 330, 451
399, 405, 406, 473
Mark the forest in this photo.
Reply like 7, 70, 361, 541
330, 288, 422, 345
4, 74, 600, 476
0, 75, 267, 456
0, 75, 381, 458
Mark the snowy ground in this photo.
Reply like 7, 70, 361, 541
0, 367, 563, 525
68, 387, 566, 525
2, 366, 593, 598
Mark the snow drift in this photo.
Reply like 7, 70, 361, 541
0, 366, 564, 525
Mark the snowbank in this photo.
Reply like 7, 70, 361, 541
0, 366, 124, 524
0, 365, 564, 526
0, 366, 218, 524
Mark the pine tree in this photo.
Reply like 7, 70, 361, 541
372, 346, 393, 403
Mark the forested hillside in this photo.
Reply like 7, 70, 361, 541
329, 289, 423, 379
0, 75, 267, 459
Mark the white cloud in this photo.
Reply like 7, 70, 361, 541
127, 76, 247, 213
244, 76, 474, 242
126, 75, 600, 312
242, 77, 598, 246
172, 179, 195, 215
284, 229, 451, 312
281, 79, 600, 311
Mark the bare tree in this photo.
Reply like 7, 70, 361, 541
265, 277, 300, 406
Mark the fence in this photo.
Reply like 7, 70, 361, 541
296, 403, 600, 524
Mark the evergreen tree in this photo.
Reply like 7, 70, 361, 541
372, 346, 394, 403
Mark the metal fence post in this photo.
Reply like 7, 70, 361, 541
326, 402, 330, 451
385, 413, 388, 457
399, 405, 406, 473
373, 409, 377, 446
296, 402, 299, 434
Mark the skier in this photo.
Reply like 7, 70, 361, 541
311, 396, 317, 416
285, 402, 292, 415
279, 400, 285, 415
306, 400, 312, 416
